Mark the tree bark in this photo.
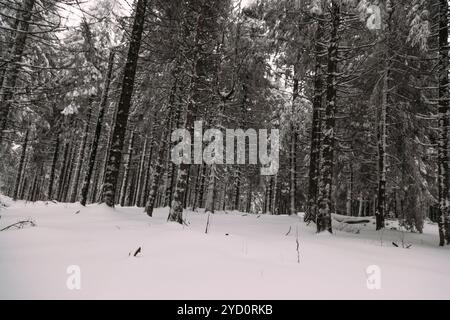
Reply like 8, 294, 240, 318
233, 170, 240, 211
119, 131, 135, 207
81, 51, 115, 206
62, 140, 77, 202
316, 1, 340, 233
290, 77, 299, 215
376, 64, 389, 230
437, 0, 450, 246
57, 141, 71, 202
145, 125, 170, 216
70, 98, 93, 203
306, 16, 324, 223
134, 136, 148, 207
102, 0, 147, 207
47, 135, 60, 200
205, 165, 217, 213
13, 128, 29, 200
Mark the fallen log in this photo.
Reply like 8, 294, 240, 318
332, 214, 371, 225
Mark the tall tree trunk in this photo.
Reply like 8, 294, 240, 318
163, 78, 180, 207
57, 141, 71, 201
62, 141, 77, 202
20, 176, 27, 200
198, 163, 207, 209
233, 170, 240, 211
290, 77, 299, 215
56, 141, 70, 201
145, 126, 170, 216
246, 185, 252, 213
134, 136, 148, 207
376, 63, 389, 230
80, 51, 115, 206
142, 130, 155, 206
271, 175, 278, 214
183, 165, 191, 208
13, 128, 29, 200
30, 167, 40, 202
70, 98, 93, 203
306, 17, 324, 223
263, 180, 269, 214
102, 0, 147, 207
0, 0, 36, 146
119, 131, 135, 207
316, 1, 340, 233
99, 102, 118, 201
437, 0, 450, 246
165, 162, 177, 207
205, 165, 217, 214
376, 1, 394, 231
268, 176, 274, 214
346, 163, 353, 216
47, 135, 60, 200
191, 164, 201, 211
128, 168, 137, 206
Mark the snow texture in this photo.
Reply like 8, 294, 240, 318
0, 198, 449, 299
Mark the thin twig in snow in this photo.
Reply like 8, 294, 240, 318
1, 219, 36, 231
205, 213, 210, 234
285, 226, 292, 236
296, 225, 300, 263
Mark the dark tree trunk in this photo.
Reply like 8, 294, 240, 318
376, 64, 389, 230
268, 177, 274, 214
145, 126, 170, 216
119, 131, 135, 207
81, 51, 115, 206
13, 128, 29, 200
62, 141, 77, 202
183, 165, 191, 209
47, 135, 60, 200
194, 164, 207, 210
306, 17, 324, 224
90, 160, 102, 203
30, 167, 40, 202
102, 0, 147, 207
164, 82, 180, 207
165, 162, 177, 207
134, 137, 147, 207
142, 133, 155, 206
246, 186, 252, 213
437, 0, 450, 246
127, 168, 137, 206
376, 4, 394, 231
233, 171, 240, 211
317, 1, 340, 233
290, 76, 299, 215
57, 141, 71, 202
205, 165, 217, 214
191, 165, 201, 211
70, 98, 93, 203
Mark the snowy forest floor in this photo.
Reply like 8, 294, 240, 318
0, 195, 449, 299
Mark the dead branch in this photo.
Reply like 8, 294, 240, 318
1, 219, 36, 231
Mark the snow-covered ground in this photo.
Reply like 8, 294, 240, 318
0, 195, 449, 299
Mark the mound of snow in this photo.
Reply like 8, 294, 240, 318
0, 194, 13, 210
